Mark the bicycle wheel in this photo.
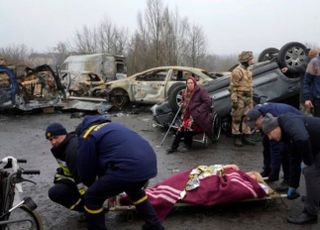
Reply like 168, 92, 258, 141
1, 205, 43, 230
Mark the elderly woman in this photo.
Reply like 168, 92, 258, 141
167, 76, 213, 153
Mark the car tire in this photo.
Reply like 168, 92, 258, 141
109, 88, 129, 109
168, 83, 186, 112
258, 47, 279, 62
278, 42, 308, 74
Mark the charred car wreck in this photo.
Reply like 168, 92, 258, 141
152, 42, 308, 134
105, 66, 215, 109
0, 64, 65, 111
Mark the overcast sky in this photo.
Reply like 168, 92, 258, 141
1, 0, 319, 55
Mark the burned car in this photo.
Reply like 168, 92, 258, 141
105, 66, 215, 108
152, 42, 308, 133
67, 71, 106, 97
0, 64, 64, 111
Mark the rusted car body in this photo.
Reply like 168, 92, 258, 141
0, 64, 64, 111
68, 71, 106, 97
60, 53, 127, 95
105, 66, 215, 108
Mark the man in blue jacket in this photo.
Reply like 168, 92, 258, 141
303, 53, 320, 117
263, 113, 320, 225
245, 102, 302, 195
76, 115, 164, 230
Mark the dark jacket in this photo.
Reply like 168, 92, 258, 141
77, 115, 158, 186
51, 132, 79, 182
279, 114, 320, 166
303, 55, 320, 101
183, 85, 213, 136
256, 102, 302, 118
257, 103, 302, 187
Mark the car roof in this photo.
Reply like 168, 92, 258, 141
128, 66, 209, 78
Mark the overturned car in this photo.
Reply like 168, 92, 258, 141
152, 42, 308, 134
0, 64, 65, 111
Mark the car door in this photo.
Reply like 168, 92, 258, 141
131, 69, 170, 104
0, 66, 17, 109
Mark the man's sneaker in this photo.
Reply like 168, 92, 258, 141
265, 175, 278, 182
275, 180, 289, 192
166, 148, 177, 154
287, 210, 318, 225
242, 134, 256, 146
260, 170, 270, 178
178, 146, 191, 153
233, 136, 243, 147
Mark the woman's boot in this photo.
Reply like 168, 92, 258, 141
167, 132, 182, 154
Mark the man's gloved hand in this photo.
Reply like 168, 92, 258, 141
287, 187, 300, 200
77, 183, 88, 196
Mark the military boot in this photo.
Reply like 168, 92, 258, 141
233, 135, 243, 147
242, 134, 256, 146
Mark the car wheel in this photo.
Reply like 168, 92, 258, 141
258, 47, 279, 62
211, 112, 221, 143
110, 88, 129, 109
168, 83, 186, 112
278, 42, 308, 74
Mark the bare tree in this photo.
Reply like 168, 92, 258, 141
144, 0, 164, 65
71, 18, 128, 55
72, 25, 98, 54
185, 24, 206, 67
0, 44, 31, 66
51, 41, 72, 66
126, 0, 208, 72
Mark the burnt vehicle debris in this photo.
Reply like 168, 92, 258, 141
60, 53, 127, 97
152, 42, 308, 134
67, 71, 106, 97
105, 66, 215, 109
0, 64, 65, 111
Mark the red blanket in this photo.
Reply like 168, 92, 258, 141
145, 168, 266, 220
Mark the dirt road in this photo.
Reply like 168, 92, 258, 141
0, 109, 318, 230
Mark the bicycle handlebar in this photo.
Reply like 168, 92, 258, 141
17, 159, 27, 163
22, 170, 41, 175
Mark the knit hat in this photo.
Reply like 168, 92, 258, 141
45, 123, 67, 139
239, 51, 253, 63
262, 113, 279, 134
245, 108, 262, 129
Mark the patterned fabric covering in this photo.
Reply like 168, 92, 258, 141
117, 165, 267, 220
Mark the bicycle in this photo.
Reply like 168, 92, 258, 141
0, 156, 43, 230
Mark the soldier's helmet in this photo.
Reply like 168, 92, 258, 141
238, 51, 253, 63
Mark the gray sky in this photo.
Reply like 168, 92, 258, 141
1, 0, 319, 55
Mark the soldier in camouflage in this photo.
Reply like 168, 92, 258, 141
230, 51, 255, 147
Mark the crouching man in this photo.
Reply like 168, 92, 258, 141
45, 123, 84, 212
263, 113, 320, 225
76, 115, 164, 230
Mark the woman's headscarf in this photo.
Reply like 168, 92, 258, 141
182, 76, 198, 116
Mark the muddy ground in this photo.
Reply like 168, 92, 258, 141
0, 107, 319, 230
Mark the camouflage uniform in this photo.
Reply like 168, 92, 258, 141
230, 52, 254, 136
